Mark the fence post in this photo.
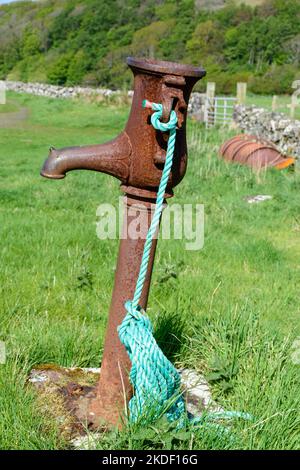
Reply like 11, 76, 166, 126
272, 95, 278, 111
287, 80, 300, 119
236, 82, 247, 105
205, 82, 215, 127
0, 81, 6, 105
289, 94, 297, 119
223, 98, 227, 124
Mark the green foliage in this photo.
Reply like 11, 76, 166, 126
0, 0, 300, 91
22, 29, 42, 57
47, 53, 73, 85
206, 355, 238, 394
186, 20, 224, 62
248, 64, 299, 95
67, 50, 89, 85
0, 42, 21, 80
132, 20, 174, 58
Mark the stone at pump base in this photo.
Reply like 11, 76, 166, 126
245, 195, 273, 204
28, 366, 222, 448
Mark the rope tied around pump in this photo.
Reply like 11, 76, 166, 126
118, 100, 184, 424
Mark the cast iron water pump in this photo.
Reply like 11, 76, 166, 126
41, 57, 206, 428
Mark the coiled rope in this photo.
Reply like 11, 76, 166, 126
118, 100, 184, 424
118, 100, 251, 428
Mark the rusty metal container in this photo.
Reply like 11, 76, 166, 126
219, 134, 295, 170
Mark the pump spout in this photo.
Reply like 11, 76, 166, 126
40, 132, 131, 183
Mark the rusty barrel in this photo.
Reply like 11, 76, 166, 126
219, 134, 295, 170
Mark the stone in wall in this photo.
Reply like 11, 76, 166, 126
188, 92, 206, 121
234, 105, 300, 159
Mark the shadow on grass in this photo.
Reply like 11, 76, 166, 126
154, 312, 187, 362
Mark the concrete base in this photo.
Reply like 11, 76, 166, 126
29, 365, 222, 449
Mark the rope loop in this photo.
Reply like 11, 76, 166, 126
124, 300, 140, 318
149, 103, 178, 133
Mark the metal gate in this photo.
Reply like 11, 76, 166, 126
205, 96, 237, 127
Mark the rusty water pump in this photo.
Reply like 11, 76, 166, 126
41, 57, 206, 428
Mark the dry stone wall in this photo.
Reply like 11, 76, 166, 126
234, 105, 300, 159
4, 80, 133, 99
4, 80, 205, 117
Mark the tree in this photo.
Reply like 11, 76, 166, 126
67, 50, 89, 85
186, 20, 224, 64
22, 29, 41, 58
132, 20, 174, 58
47, 53, 73, 86
284, 35, 300, 66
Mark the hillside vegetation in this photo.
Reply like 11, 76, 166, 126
0, 0, 299, 94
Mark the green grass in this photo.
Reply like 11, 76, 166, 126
246, 93, 300, 120
1, 92, 300, 450
0, 99, 19, 114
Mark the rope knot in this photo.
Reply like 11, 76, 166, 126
123, 300, 151, 329
142, 100, 177, 132
124, 300, 141, 318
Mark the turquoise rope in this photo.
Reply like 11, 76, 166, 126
118, 101, 184, 424
118, 101, 251, 428
132, 102, 177, 309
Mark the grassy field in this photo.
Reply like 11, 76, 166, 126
0, 92, 300, 450
246, 94, 300, 120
